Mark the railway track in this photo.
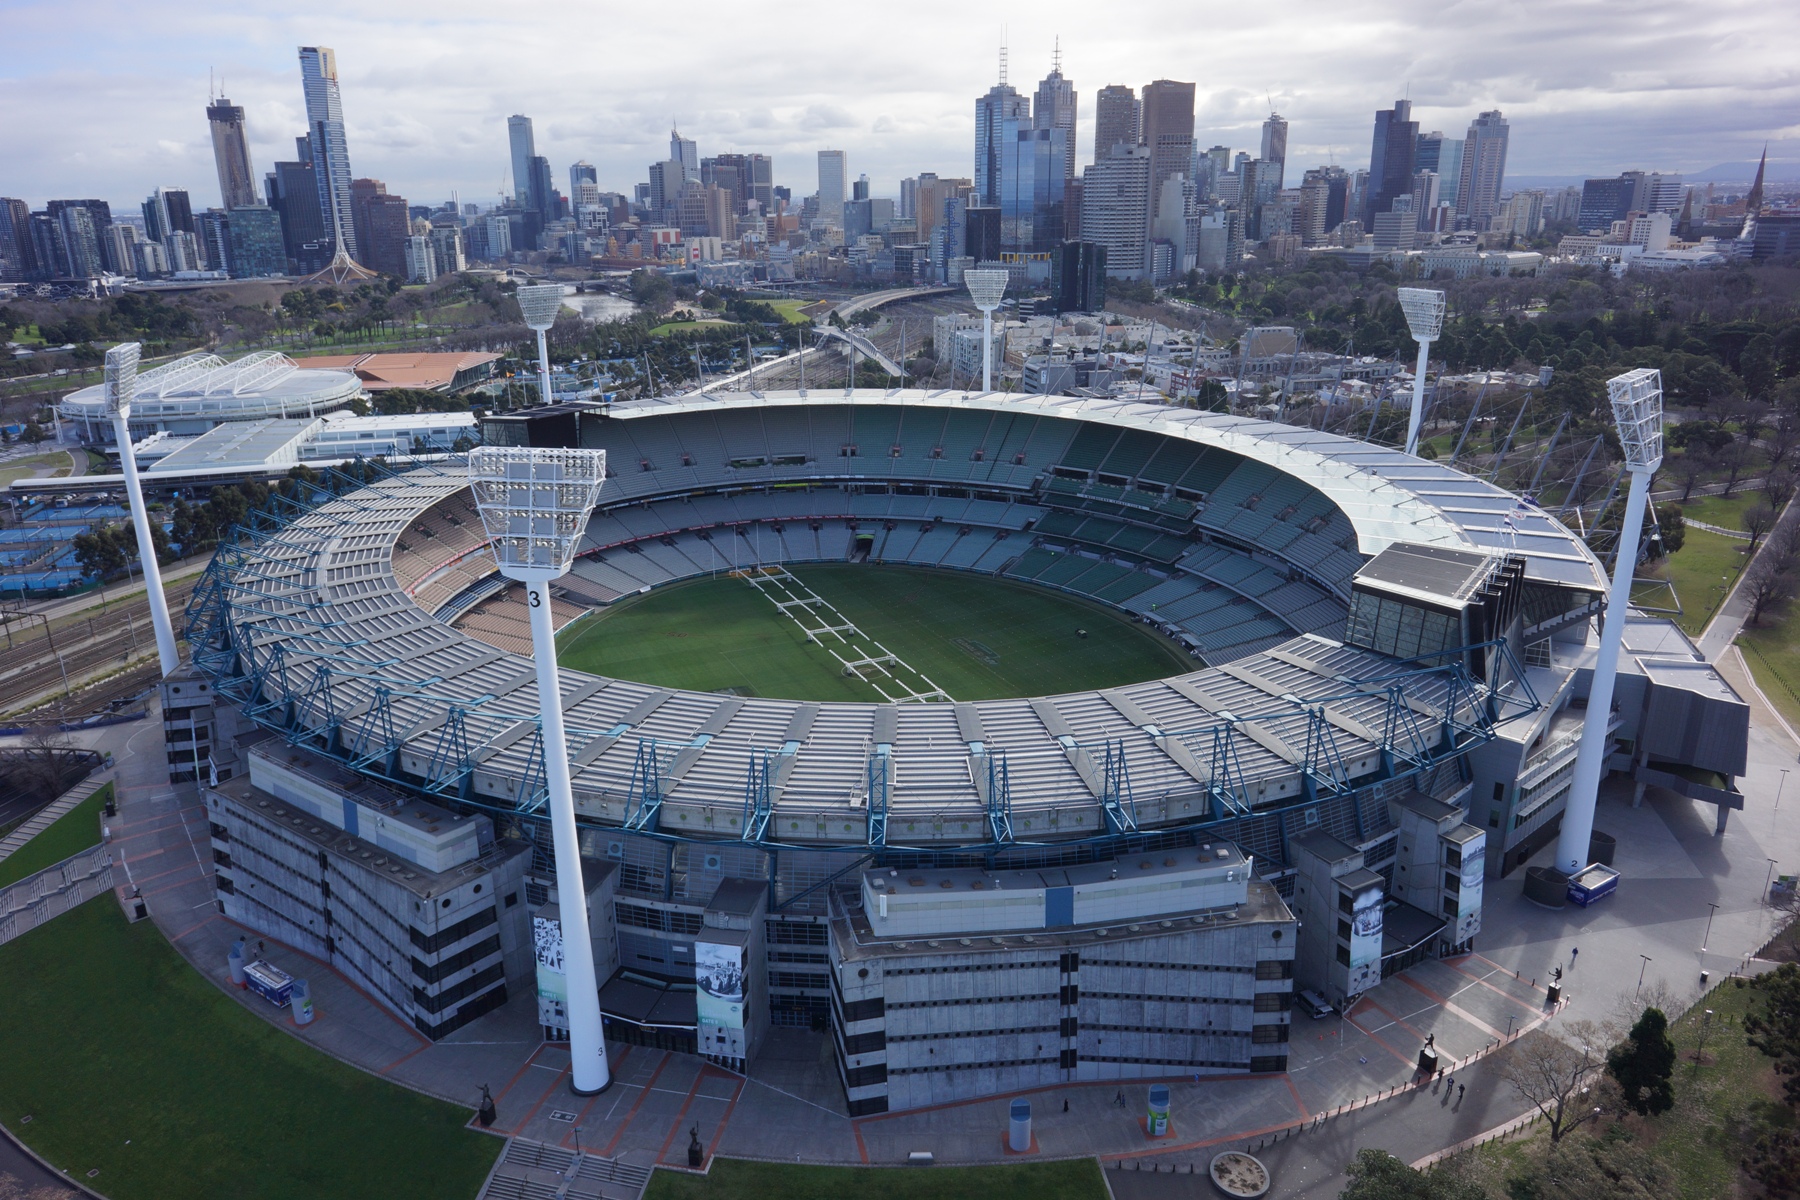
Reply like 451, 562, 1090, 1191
0, 579, 198, 716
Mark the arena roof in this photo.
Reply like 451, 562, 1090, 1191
611, 390, 1608, 594
59, 350, 364, 430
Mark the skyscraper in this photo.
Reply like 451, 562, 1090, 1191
975, 55, 1030, 205
671, 128, 698, 181
207, 97, 259, 210
1457, 110, 1509, 231
1000, 124, 1068, 252
267, 137, 326, 271
570, 161, 598, 196
1079, 145, 1151, 279
0, 198, 40, 281
1260, 112, 1289, 192
817, 150, 847, 227
1363, 99, 1418, 227
299, 46, 357, 261
508, 115, 537, 212
351, 179, 411, 276
1139, 80, 1196, 226
226, 206, 287, 278
1033, 47, 1077, 184
1093, 85, 1139, 164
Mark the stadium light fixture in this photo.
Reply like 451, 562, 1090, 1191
1397, 287, 1446, 457
1554, 368, 1663, 879
104, 343, 179, 676
516, 283, 565, 406
965, 268, 1009, 393
468, 445, 612, 1094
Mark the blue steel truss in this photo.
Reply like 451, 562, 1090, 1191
1207, 723, 1253, 817
866, 750, 891, 847
1099, 740, 1137, 835
742, 751, 773, 842
423, 706, 476, 800
624, 739, 667, 832
985, 751, 1013, 844
515, 725, 548, 815
1300, 707, 1353, 799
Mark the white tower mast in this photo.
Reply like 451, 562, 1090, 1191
104, 344, 179, 675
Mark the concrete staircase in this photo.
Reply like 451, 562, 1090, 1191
0, 773, 108, 864
476, 1138, 653, 1200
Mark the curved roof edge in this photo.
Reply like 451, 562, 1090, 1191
603, 388, 1608, 592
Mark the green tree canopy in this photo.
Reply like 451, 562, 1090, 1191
1606, 1006, 1677, 1115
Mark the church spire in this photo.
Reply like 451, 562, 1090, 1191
1746, 143, 1768, 214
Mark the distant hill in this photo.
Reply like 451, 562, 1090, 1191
1690, 160, 1800, 184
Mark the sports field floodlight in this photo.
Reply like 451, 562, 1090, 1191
469, 445, 612, 1095
105, 343, 179, 677
965, 268, 1009, 393
1554, 368, 1663, 880
1397, 287, 1446, 457
516, 283, 564, 406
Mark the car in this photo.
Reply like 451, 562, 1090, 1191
1297, 989, 1335, 1019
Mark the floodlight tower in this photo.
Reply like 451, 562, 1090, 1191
1553, 368, 1664, 878
1397, 287, 1446, 457
517, 283, 564, 405
104, 344, 179, 676
965, 268, 1009, 393
469, 445, 612, 1094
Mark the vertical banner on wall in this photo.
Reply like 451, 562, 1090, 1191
534, 911, 569, 1033
695, 940, 747, 1061
1346, 884, 1385, 995
1456, 832, 1487, 942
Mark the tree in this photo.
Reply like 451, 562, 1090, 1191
1770, 468, 1799, 513
1747, 962, 1800, 1105
21, 421, 44, 444
1745, 502, 1780, 554
1744, 554, 1800, 625
1670, 450, 1714, 502
1339, 1148, 1486, 1200
1605, 1007, 1677, 1115
72, 522, 129, 579
1715, 438, 1755, 498
1499, 1022, 1611, 1142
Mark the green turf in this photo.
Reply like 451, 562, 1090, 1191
1635, 525, 1750, 636
558, 564, 1193, 702
0, 897, 501, 1200
646, 1156, 1108, 1200
0, 780, 111, 888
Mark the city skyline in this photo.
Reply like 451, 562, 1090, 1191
3, 0, 1793, 209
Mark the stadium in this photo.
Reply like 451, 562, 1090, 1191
57, 349, 363, 440
185, 387, 1744, 1114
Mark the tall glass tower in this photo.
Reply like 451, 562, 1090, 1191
508, 115, 537, 212
299, 46, 357, 261
207, 98, 259, 210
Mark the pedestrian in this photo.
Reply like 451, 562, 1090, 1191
1570, 946, 1578, 967
1458, 1083, 1465, 1103
1063, 1098, 1069, 1113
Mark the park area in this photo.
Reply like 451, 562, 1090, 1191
557, 564, 1192, 702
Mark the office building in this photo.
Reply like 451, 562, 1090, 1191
1050, 240, 1106, 312
429, 225, 466, 275
1033, 51, 1077, 183
197, 209, 233, 273
226, 205, 288, 278
1260, 112, 1289, 192
50, 204, 105, 278
1301, 166, 1349, 242
403, 234, 437, 283
1457, 111, 1509, 230
208, 97, 260, 210
975, 72, 1030, 206
647, 160, 685, 218
267, 142, 326, 271
208, 743, 532, 1040
1001, 124, 1069, 252
817, 150, 847, 228
299, 46, 358, 260
1079, 145, 1151, 278
671, 128, 698, 181
507, 115, 538, 216
1140, 80, 1196, 225
1093, 85, 1140, 164
1363, 99, 1418, 228
1577, 176, 1638, 232
965, 205, 1002, 263
0, 198, 40, 281
1372, 203, 1418, 251
570, 160, 597, 197
142, 188, 194, 244
350, 180, 411, 277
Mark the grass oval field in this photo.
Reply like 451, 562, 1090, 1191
557, 564, 1194, 702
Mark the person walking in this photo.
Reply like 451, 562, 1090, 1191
1570, 946, 1579, 967
1458, 1083, 1466, 1103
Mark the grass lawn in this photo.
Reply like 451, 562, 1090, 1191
646, 1156, 1108, 1200
651, 319, 734, 337
1635, 524, 1750, 636
1739, 611, 1800, 731
767, 299, 814, 324
1672, 488, 1765, 531
0, 779, 111, 888
0, 898, 500, 1200
0, 449, 74, 488
558, 565, 1192, 702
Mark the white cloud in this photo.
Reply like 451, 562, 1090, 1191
2, 0, 1794, 209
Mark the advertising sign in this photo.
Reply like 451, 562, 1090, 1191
1346, 884, 1385, 995
695, 940, 747, 1061
533, 912, 569, 1031
1456, 833, 1487, 942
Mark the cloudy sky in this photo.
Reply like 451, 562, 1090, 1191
4, 0, 1794, 211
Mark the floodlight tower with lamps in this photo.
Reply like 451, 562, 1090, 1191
469, 445, 612, 1094
1397, 287, 1446, 457
964, 268, 1009, 393
517, 283, 565, 405
104, 343, 179, 676
1553, 368, 1664, 878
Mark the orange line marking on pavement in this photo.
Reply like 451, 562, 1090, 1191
491, 1045, 545, 1111
167, 913, 220, 942
1358, 993, 1430, 1042
1473, 953, 1548, 993
1283, 1072, 1311, 1119
1395, 973, 1507, 1041
1438, 957, 1551, 1013
656, 1068, 710, 1164
1342, 998, 1419, 1068
703, 1073, 745, 1163
853, 1122, 870, 1164
510, 1063, 571, 1135
601, 1051, 671, 1158
558, 1046, 633, 1149
381, 1041, 434, 1076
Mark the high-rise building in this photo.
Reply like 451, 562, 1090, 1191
0, 198, 40, 281
267, 138, 326, 271
142, 188, 193, 244
1000, 124, 1068, 252
1457, 110, 1509, 231
198, 209, 233, 273
899, 176, 918, 220
1577, 176, 1638, 231
817, 150, 847, 227
299, 46, 358, 261
403, 235, 437, 283
508, 115, 537, 212
647, 160, 685, 218
52, 204, 104, 278
975, 63, 1030, 205
1033, 49, 1077, 183
530, 155, 557, 223
570, 161, 598, 196
1301, 166, 1349, 242
852, 175, 871, 202
429, 225, 466, 275
1051, 240, 1106, 312
226, 206, 288, 278
1079, 144, 1152, 279
350, 180, 410, 277
1093, 85, 1139, 163
964, 205, 1002, 263
208, 97, 260, 210
671, 129, 698, 181
1260, 112, 1289, 192
1139, 80, 1196, 226
1363, 99, 1418, 227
